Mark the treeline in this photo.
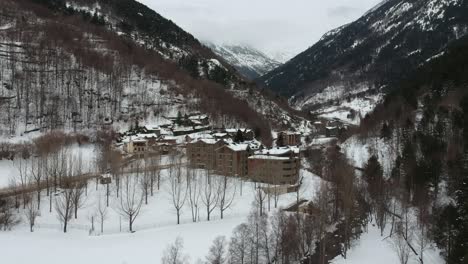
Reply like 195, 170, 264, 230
1, 0, 273, 144
355, 34, 468, 263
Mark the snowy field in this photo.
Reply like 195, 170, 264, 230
331, 222, 444, 264
0, 159, 322, 264
312, 94, 383, 125
0, 144, 98, 189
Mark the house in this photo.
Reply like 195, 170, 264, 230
215, 143, 250, 178
158, 135, 177, 145
143, 125, 161, 136
278, 131, 301, 146
123, 136, 148, 154
212, 132, 230, 141
325, 120, 345, 137
248, 147, 300, 185
188, 114, 209, 126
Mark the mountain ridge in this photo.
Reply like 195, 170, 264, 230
205, 43, 282, 80
259, 0, 468, 110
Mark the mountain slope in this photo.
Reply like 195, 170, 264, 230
259, 0, 468, 110
0, 0, 310, 144
206, 43, 282, 80
353, 33, 468, 264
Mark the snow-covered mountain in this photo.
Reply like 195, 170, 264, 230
206, 43, 282, 80
259, 0, 468, 110
0, 0, 307, 142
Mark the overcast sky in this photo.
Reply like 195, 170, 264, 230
137, 0, 382, 60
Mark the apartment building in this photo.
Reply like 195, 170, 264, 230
215, 143, 249, 178
248, 147, 300, 185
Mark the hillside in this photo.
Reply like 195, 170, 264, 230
341, 33, 468, 264
259, 0, 468, 110
0, 0, 310, 144
205, 43, 281, 80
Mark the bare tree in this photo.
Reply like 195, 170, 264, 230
96, 193, 108, 234
254, 184, 267, 217
71, 154, 87, 219
201, 169, 219, 221
206, 236, 227, 264
30, 157, 44, 210
13, 156, 29, 209
148, 154, 161, 194
24, 198, 39, 232
0, 197, 20, 231
55, 187, 75, 233
47, 148, 69, 212
187, 168, 201, 222
116, 171, 144, 232
217, 175, 236, 219
314, 181, 332, 264
228, 223, 250, 264
140, 159, 152, 205
169, 160, 188, 225
161, 237, 189, 264
392, 232, 411, 264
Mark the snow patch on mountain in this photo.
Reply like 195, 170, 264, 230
206, 43, 282, 80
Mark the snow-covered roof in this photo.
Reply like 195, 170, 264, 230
187, 133, 214, 140
249, 155, 290, 160
188, 115, 207, 120
255, 146, 299, 156
191, 138, 218, 145
213, 133, 228, 137
137, 133, 158, 138
160, 135, 177, 140
280, 131, 301, 135
122, 135, 147, 143
226, 143, 249, 152
144, 125, 160, 131
225, 128, 251, 133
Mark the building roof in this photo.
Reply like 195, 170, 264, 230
281, 131, 301, 135
137, 133, 158, 139
225, 128, 252, 133
255, 146, 299, 156
160, 135, 177, 141
191, 138, 219, 145
226, 143, 249, 152
248, 155, 291, 160
188, 114, 208, 120
213, 132, 228, 137
187, 133, 214, 140
144, 125, 160, 131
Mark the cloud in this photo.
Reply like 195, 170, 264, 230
327, 6, 361, 17
138, 0, 382, 59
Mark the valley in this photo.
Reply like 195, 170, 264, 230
1, 0, 468, 264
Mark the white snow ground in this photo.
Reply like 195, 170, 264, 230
0, 159, 322, 264
0, 144, 97, 189
331, 222, 444, 264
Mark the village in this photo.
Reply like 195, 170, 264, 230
115, 111, 348, 192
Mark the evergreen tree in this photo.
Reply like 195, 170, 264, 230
276, 133, 285, 147
176, 111, 182, 125
234, 130, 244, 143
380, 122, 392, 140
